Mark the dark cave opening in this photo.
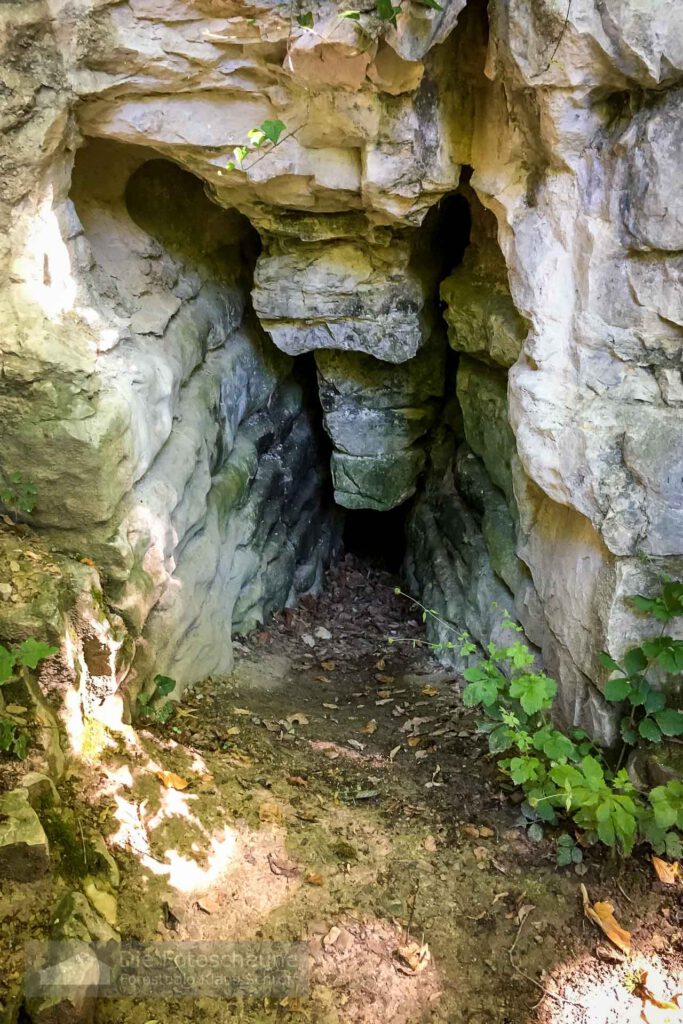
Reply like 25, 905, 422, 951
342, 502, 411, 573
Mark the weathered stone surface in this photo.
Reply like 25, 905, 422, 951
404, 425, 525, 671
0, 788, 50, 882
253, 236, 429, 363
456, 357, 516, 507
26, 892, 119, 1024
441, 203, 527, 369
315, 339, 445, 510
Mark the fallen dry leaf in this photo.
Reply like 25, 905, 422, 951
580, 884, 631, 954
389, 745, 401, 761
286, 712, 309, 727
259, 799, 283, 823
267, 853, 299, 879
324, 926, 341, 949
393, 942, 431, 975
375, 658, 386, 671
360, 719, 378, 735
322, 702, 338, 709
304, 871, 324, 887
479, 826, 495, 839
633, 969, 681, 1013
462, 824, 480, 839
232, 707, 252, 716
652, 856, 680, 886
287, 775, 308, 787
376, 674, 395, 684
320, 660, 336, 672
424, 835, 437, 853
595, 944, 626, 964
421, 686, 439, 696
156, 770, 189, 791
226, 725, 241, 736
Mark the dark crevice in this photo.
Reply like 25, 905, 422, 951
342, 502, 411, 573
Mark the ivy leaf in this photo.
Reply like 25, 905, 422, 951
296, 11, 314, 27
654, 708, 683, 737
627, 676, 651, 707
376, 0, 401, 25
623, 647, 648, 675
604, 677, 631, 702
650, 782, 683, 830
508, 756, 543, 786
154, 674, 176, 697
644, 689, 667, 714
16, 639, 58, 669
620, 719, 638, 745
413, 0, 443, 8
462, 678, 500, 708
527, 822, 544, 843
638, 717, 662, 743
0, 645, 16, 684
340, 9, 361, 18
540, 730, 576, 762
488, 725, 514, 753
259, 119, 286, 145
509, 673, 556, 715
581, 755, 605, 790
598, 652, 622, 673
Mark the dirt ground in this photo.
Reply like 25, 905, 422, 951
2, 556, 683, 1024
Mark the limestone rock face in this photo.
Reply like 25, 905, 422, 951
0, 0, 681, 736
315, 338, 445, 510
253, 235, 429, 363
0, 788, 50, 882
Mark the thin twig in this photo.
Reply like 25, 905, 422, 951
533, 0, 572, 77
508, 908, 532, 957
508, 953, 585, 1008
617, 880, 633, 904
240, 125, 304, 172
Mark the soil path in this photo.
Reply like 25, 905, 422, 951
10, 558, 682, 1024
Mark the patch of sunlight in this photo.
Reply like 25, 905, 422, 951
155, 828, 239, 894
145, 787, 202, 832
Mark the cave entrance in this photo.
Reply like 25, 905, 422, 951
342, 501, 411, 573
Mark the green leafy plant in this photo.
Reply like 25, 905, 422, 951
556, 832, 583, 869
600, 579, 683, 756
0, 472, 37, 522
0, 711, 30, 759
0, 638, 57, 760
226, 119, 288, 171
137, 674, 177, 725
393, 580, 683, 862
0, 638, 58, 685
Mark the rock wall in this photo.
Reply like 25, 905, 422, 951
0, 0, 681, 734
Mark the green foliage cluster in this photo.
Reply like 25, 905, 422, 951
226, 120, 287, 172
394, 580, 683, 864
0, 637, 58, 759
137, 674, 177, 725
0, 471, 37, 521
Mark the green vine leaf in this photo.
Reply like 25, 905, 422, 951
638, 717, 662, 743
15, 639, 58, 669
604, 677, 631, 702
654, 708, 683, 737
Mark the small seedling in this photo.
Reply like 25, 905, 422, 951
0, 472, 37, 522
137, 674, 177, 724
